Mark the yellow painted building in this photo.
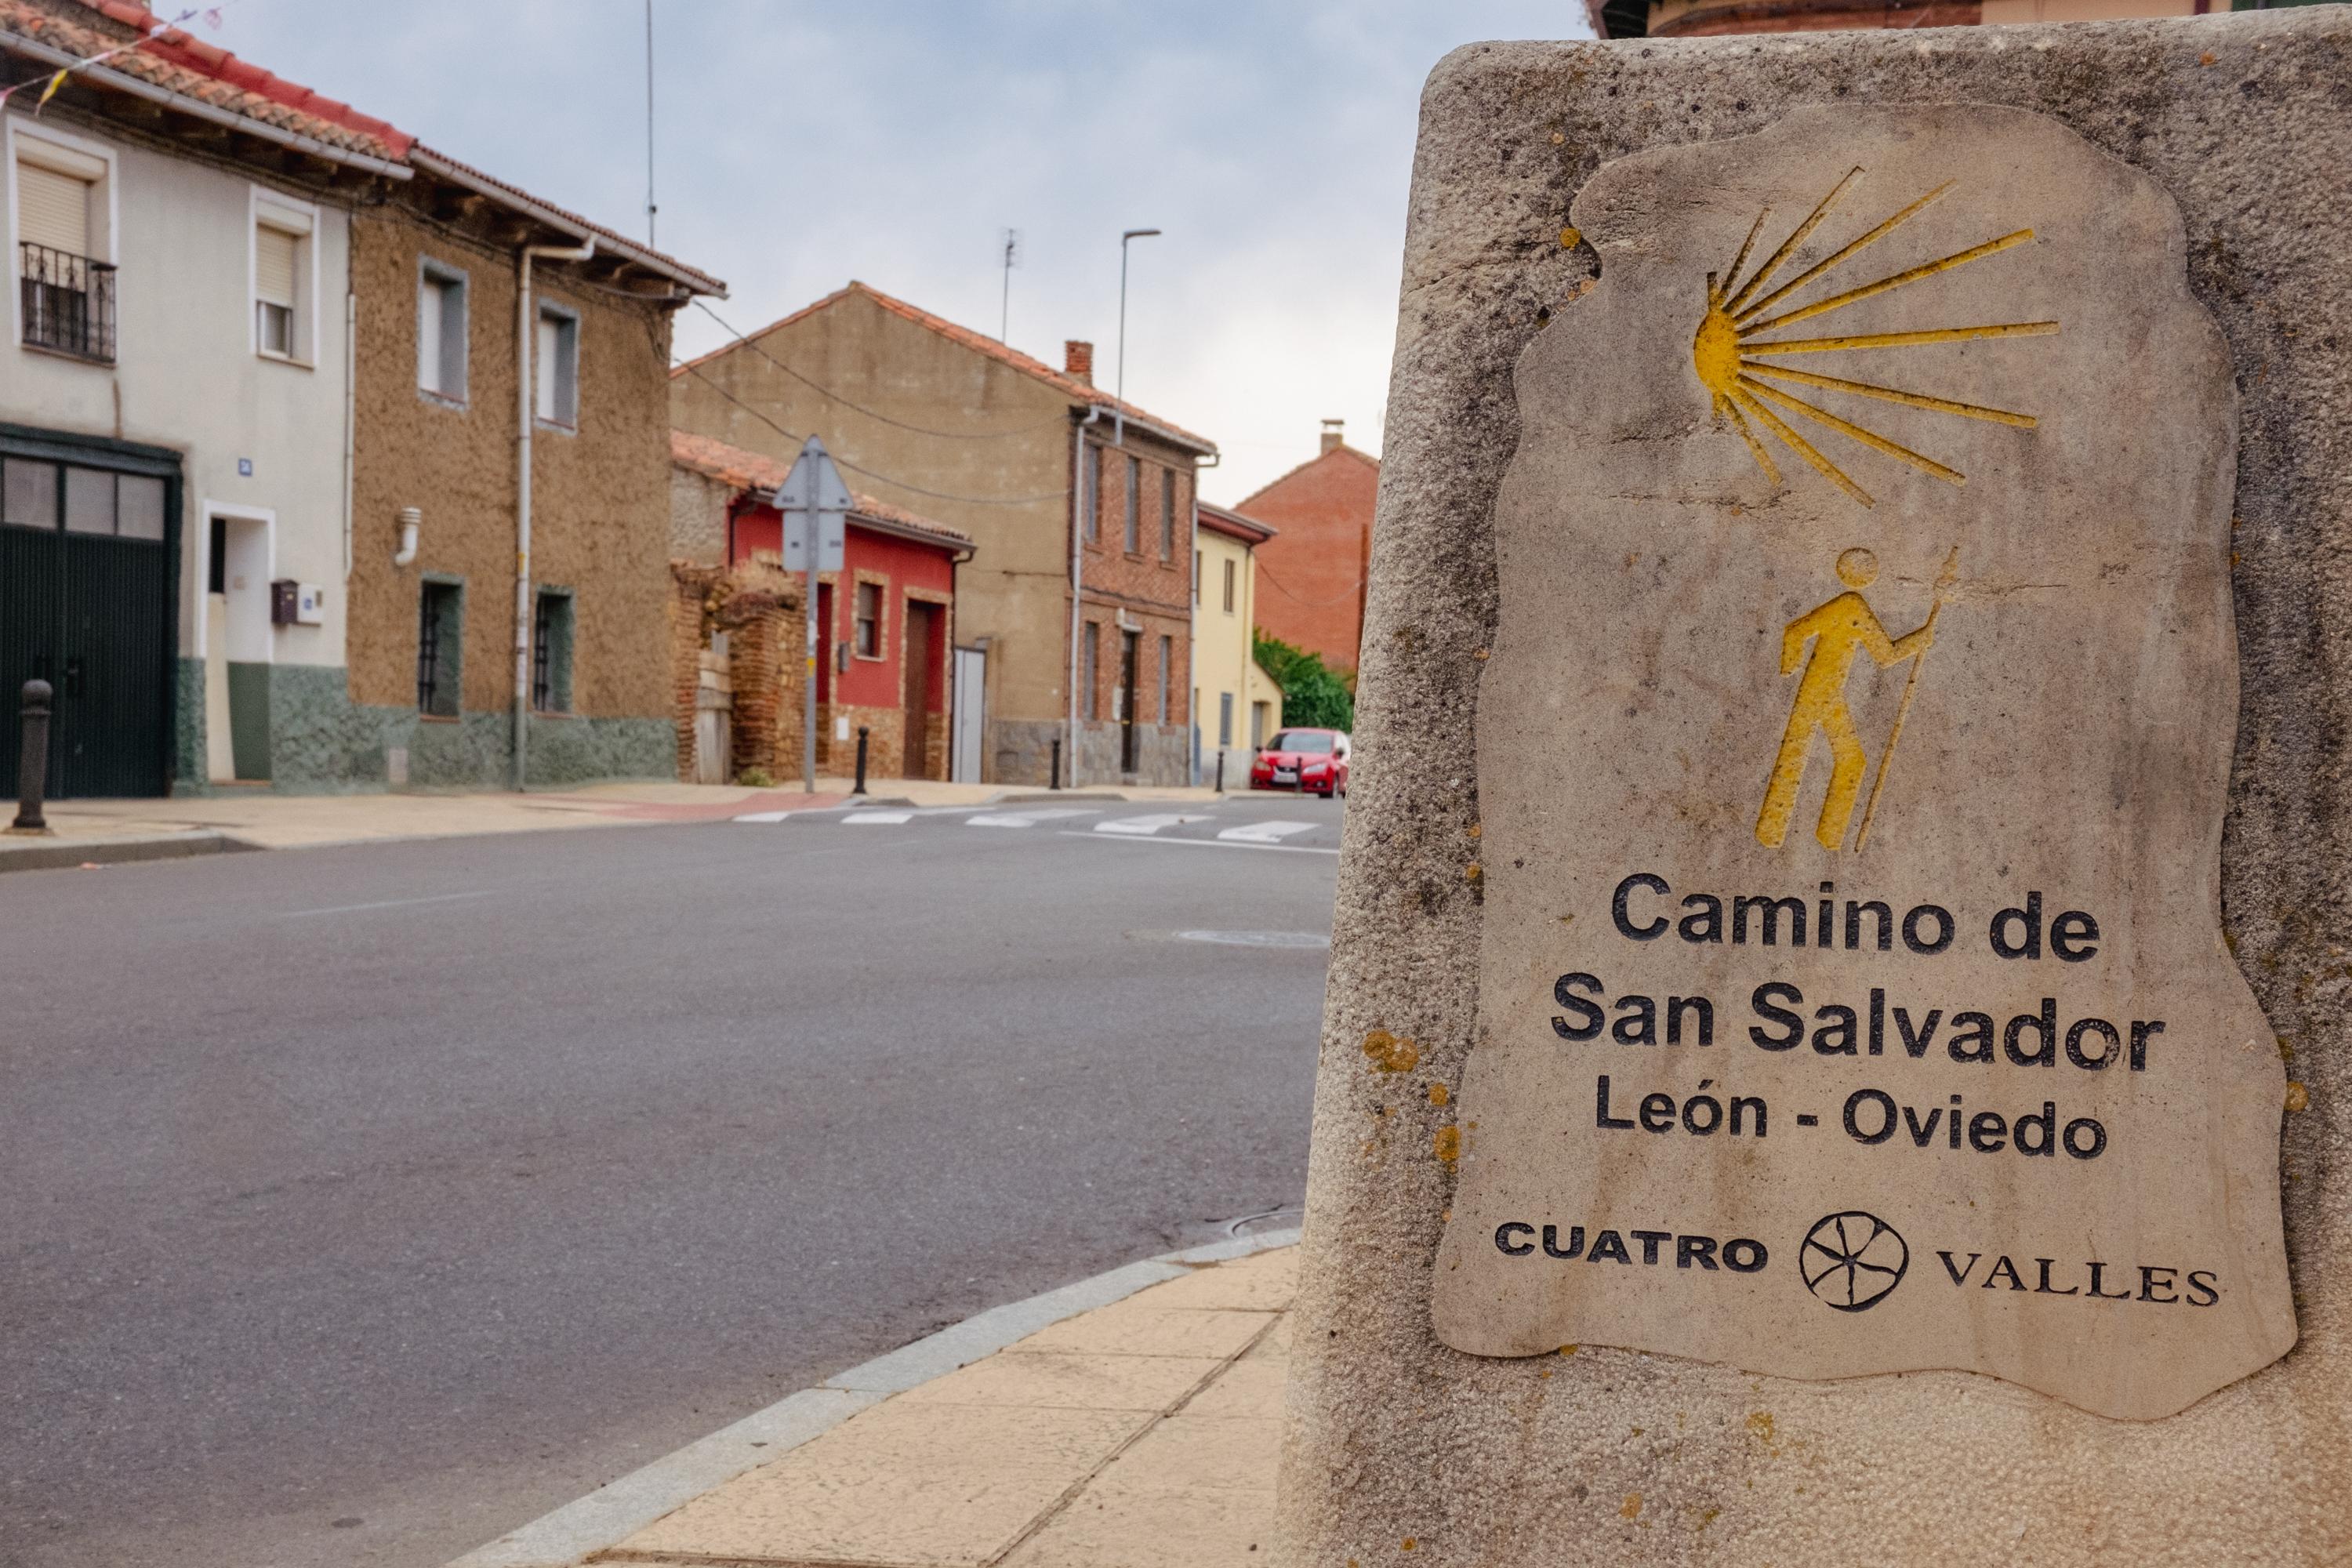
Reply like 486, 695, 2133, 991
1193, 502, 1283, 785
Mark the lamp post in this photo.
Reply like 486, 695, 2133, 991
1116, 227, 1160, 446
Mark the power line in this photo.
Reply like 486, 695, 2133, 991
691, 299, 1068, 442
673, 361, 1074, 508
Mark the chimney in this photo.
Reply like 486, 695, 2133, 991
1320, 418, 1345, 456
1065, 340, 1094, 385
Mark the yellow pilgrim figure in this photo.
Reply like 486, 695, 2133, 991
1756, 548, 1933, 851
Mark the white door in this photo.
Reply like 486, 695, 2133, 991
951, 646, 985, 782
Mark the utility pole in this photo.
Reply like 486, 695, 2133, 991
1116, 227, 1161, 446
999, 228, 1019, 342
644, 0, 657, 245
776, 436, 849, 796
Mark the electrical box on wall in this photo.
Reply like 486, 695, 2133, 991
270, 581, 326, 626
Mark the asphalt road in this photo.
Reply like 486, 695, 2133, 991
0, 793, 1342, 1568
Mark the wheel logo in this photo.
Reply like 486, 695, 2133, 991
1800, 1211, 1909, 1312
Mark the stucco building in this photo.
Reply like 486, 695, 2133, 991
1, 0, 395, 797
670, 430, 972, 784
1239, 419, 1381, 678
1192, 500, 1281, 786
670, 282, 1217, 787
341, 152, 722, 790
0, 0, 724, 797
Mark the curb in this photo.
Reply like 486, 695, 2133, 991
445, 1227, 1302, 1568
0, 829, 261, 875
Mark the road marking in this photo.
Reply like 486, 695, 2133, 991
1218, 819, 1319, 844
1094, 814, 1211, 836
732, 811, 793, 823
842, 811, 914, 825
1057, 830, 1338, 856
278, 891, 491, 918
966, 808, 1099, 828
1176, 929, 1330, 949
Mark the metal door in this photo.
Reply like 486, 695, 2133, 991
950, 645, 985, 782
0, 430, 180, 798
1118, 629, 1139, 775
902, 601, 935, 779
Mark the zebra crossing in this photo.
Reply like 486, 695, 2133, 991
734, 798, 1344, 852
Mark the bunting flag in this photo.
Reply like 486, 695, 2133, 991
3, 3, 231, 114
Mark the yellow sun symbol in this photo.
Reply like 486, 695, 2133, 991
1694, 168, 2059, 509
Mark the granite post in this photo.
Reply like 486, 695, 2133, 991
1279, 13, 2352, 1564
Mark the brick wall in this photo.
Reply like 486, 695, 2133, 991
1239, 443, 1381, 675
1074, 431, 1193, 784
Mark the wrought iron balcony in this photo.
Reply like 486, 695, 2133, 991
19, 242, 115, 363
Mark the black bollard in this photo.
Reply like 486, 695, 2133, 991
1214, 750, 1225, 796
1050, 735, 1062, 791
13, 679, 52, 833
853, 725, 869, 796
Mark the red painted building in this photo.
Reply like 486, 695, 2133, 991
671, 431, 972, 780
1238, 420, 1382, 676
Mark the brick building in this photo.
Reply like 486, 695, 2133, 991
670, 430, 971, 783
669, 282, 1215, 787
1237, 420, 1381, 677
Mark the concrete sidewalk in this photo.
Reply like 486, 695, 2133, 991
5, 776, 1227, 862
479, 1244, 1294, 1568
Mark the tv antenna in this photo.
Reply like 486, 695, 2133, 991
999, 228, 1020, 343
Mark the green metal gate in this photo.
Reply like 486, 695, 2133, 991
0, 426, 181, 799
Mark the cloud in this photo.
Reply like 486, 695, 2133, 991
218, 0, 1588, 501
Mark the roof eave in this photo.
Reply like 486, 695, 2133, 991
0, 29, 412, 177
1079, 403, 1218, 459
851, 510, 975, 561
409, 147, 725, 296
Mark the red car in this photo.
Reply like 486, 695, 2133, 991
1251, 728, 1352, 798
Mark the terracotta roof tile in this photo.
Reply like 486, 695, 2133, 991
411, 144, 724, 296
0, 0, 411, 159
670, 430, 974, 550
674, 281, 1217, 455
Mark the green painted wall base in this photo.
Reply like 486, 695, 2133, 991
172, 659, 676, 793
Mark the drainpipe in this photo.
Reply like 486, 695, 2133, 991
514, 238, 595, 789
340, 290, 356, 581
1067, 405, 1103, 789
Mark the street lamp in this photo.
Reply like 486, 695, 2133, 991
1116, 227, 1161, 446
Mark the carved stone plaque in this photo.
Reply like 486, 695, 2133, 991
1432, 104, 2295, 1420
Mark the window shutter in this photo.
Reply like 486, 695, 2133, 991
417, 276, 443, 391
255, 224, 298, 307
536, 314, 560, 421
17, 162, 91, 256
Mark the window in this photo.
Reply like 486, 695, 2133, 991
1081, 443, 1101, 542
532, 590, 574, 713
1082, 621, 1100, 720
417, 260, 468, 403
251, 196, 313, 362
1221, 558, 1236, 614
1123, 456, 1140, 553
1160, 470, 1176, 558
1, 459, 161, 540
1192, 549, 1200, 605
15, 137, 112, 361
854, 580, 883, 658
417, 580, 464, 717
1157, 634, 1171, 723
1218, 691, 1234, 747
535, 303, 579, 427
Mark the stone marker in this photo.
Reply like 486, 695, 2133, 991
1281, 13, 2350, 1565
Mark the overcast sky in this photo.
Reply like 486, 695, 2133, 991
218, 2, 1589, 504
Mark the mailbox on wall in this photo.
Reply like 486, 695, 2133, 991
270, 581, 326, 626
